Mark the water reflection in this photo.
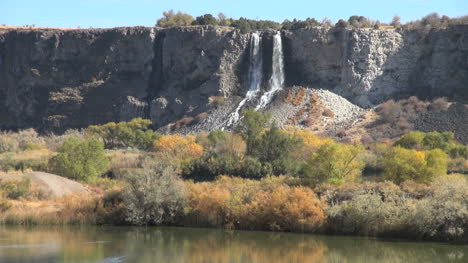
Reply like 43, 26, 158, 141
0, 226, 466, 263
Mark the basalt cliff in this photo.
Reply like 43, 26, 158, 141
0, 25, 467, 141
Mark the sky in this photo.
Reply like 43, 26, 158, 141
1, 0, 467, 28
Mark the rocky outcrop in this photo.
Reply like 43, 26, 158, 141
0, 27, 155, 131
0, 25, 466, 132
149, 26, 249, 127
284, 25, 468, 106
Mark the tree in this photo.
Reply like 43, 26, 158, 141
217, 13, 230, 26
391, 15, 401, 28
154, 135, 204, 161
394, 131, 425, 150
335, 19, 349, 28
156, 10, 194, 27
381, 147, 447, 184
300, 142, 365, 186
394, 131, 456, 152
50, 137, 110, 183
86, 118, 160, 150
348, 16, 370, 28
235, 110, 270, 155
254, 124, 302, 175
192, 14, 218, 26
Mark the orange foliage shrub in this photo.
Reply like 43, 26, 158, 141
154, 135, 204, 161
245, 184, 326, 232
186, 176, 326, 232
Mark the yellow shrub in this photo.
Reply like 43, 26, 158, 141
245, 184, 326, 232
154, 135, 204, 161
186, 176, 326, 232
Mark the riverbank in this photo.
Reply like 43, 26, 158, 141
0, 116, 467, 243
1, 174, 467, 243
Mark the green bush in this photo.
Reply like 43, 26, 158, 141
230, 17, 281, 33
192, 14, 218, 26
156, 10, 194, 27
395, 131, 457, 152
381, 147, 447, 184
299, 142, 365, 187
122, 158, 187, 226
282, 18, 320, 30
86, 118, 160, 150
253, 125, 302, 175
49, 137, 110, 183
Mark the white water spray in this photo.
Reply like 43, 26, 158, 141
227, 32, 263, 126
256, 32, 285, 110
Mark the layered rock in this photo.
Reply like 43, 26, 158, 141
284, 25, 468, 106
0, 25, 466, 132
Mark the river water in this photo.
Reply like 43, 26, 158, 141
0, 226, 466, 263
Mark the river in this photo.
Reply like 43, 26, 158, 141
0, 226, 466, 262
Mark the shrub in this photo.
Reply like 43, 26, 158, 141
412, 175, 468, 241
326, 181, 413, 236
428, 97, 449, 111
244, 184, 326, 232
230, 17, 281, 33
108, 151, 143, 178
282, 18, 320, 30
299, 142, 365, 187
49, 137, 110, 183
394, 131, 425, 150
43, 129, 86, 151
0, 178, 31, 200
381, 147, 448, 184
154, 135, 204, 161
156, 10, 194, 27
448, 145, 468, 159
0, 149, 52, 172
122, 158, 187, 226
0, 136, 19, 153
86, 118, 160, 150
186, 176, 326, 232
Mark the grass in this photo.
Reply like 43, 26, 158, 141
0, 194, 101, 225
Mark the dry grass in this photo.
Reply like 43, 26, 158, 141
0, 194, 102, 225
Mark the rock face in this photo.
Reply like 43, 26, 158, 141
0, 25, 467, 132
283, 25, 468, 107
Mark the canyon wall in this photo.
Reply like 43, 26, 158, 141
0, 25, 466, 132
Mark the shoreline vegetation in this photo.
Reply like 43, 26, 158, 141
0, 112, 467, 243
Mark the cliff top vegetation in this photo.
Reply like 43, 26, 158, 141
156, 10, 468, 33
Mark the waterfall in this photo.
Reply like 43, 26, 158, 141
226, 32, 263, 126
255, 32, 285, 110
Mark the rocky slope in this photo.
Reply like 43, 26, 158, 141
0, 25, 467, 135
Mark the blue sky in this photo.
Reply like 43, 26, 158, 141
1, 0, 467, 28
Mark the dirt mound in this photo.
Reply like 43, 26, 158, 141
0, 172, 89, 198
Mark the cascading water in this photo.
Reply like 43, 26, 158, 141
255, 32, 285, 110
226, 32, 263, 126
